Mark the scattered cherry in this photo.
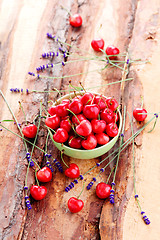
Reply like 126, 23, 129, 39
96, 182, 111, 199
68, 197, 84, 213
91, 38, 105, 52
69, 14, 82, 27
105, 45, 120, 60
65, 163, 80, 178
22, 124, 37, 138
133, 108, 147, 122
30, 185, 47, 200
36, 167, 52, 182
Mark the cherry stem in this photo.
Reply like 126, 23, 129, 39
60, 5, 71, 16
148, 116, 158, 133
112, 106, 126, 185
79, 82, 86, 93
141, 96, 144, 109
77, 181, 85, 199
106, 166, 115, 184
18, 101, 27, 124
35, 169, 40, 186
66, 108, 81, 124
60, 150, 69, 168
27, 78, 133, 94
69, 82, 83, 96
0, 90, 29, 152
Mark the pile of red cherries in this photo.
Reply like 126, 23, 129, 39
45, 92, 120, 150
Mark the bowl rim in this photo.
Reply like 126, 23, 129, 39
51, 91, 122, 153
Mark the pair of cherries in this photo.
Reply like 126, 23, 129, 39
45, 92, 119, 150
68, 182, 112, 213
91, 39, 120, 59
30, 167, 52, 201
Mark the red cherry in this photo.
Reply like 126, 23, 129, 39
95, 133, 110, 145
106, 97, 119, 111
72, 114, 86, 125
22, 124, 37, 138
100, 108, 114, 124
68, 197, 84, 213
62, 99, 70, 105
94, 95, 106, 110
56, 103, 69, 117
48, 106, 57, 116
76, 120, 92, 137
83, 104, 100, 119
106, 122, 118, 137
96, 182, 111, 199
69, 14, 82, 27
69, 99, 83, 115
45, 115, 60, 129
112, 111, 119, 122
80, 92, 94, 105
53, 128, 68, 143
81, 134, 97, 150
68, 135, 82, 149
65, 163, 80, 178
60, 119, 71, 132
91, 119, 106, 134
133, 108, 147, 122
36, 167, 52, 182
30, 185, 47, 200
91, 38, 105, 52
105, 45, 120, 60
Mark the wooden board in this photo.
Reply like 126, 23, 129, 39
0, 0, 160, 239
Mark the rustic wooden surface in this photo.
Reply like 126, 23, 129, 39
0, 0, 160, 239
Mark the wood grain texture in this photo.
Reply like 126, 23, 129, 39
0, 0, 160, 240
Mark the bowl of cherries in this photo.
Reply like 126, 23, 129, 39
45, 91, 122, 159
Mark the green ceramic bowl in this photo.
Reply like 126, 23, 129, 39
51, 92, 122, 159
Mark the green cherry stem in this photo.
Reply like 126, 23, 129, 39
77, 182, 85, 199
0, 90, 29, 152
106, 166, 115, 185
112, 106, 126, 186
18, 101, 27, 124
60, 150, 69, 168
35, 169, 40, 186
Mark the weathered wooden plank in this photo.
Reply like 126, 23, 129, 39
0, 0, 160, 240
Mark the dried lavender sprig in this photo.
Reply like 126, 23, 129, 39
128, 111, 151, 225
53, 158, 63, 173
64, 175, 84, 192
25, 197, 32, 210
44, 132, 62, 173
109, 106, 126, 204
